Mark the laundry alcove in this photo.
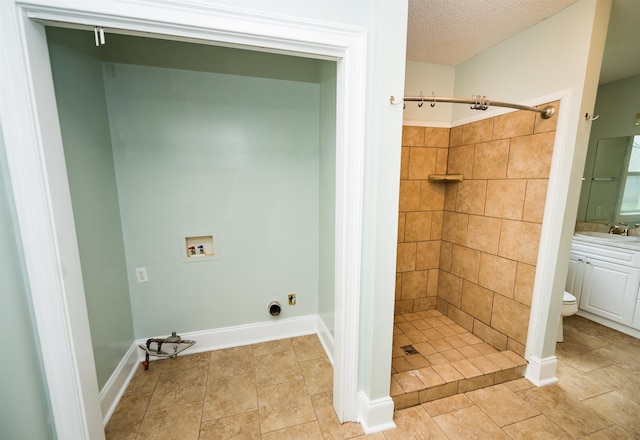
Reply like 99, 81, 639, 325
46, 27, 338, 390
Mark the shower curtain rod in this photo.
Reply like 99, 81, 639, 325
390, 94, 555, 119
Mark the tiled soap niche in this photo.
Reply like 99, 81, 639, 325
181, 233, 219, 263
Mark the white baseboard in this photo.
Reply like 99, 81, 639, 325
100, 314, 327, 425
357, 391, 396, 434
99, 343, 139, 425
317, 316, 335, 366
525, 355, 559, 386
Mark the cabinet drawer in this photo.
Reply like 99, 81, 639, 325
571, 241, 640, 267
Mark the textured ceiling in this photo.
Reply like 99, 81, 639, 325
406, 0, 640, 84
406, 0, 577, 65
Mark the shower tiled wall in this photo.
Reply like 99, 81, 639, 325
396, 101, 559, 356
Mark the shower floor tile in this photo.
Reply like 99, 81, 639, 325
391, 310, 527, 409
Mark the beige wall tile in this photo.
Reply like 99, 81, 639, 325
405, 211, 432, 242
395, 273, 402, 300
402, 126, 425, 146
455, 180, 487, 215
462, 118, 494, 145
507, 131, 555, 179
402, 270, 429, 299
440, 241, 453, 271
398, 212, 406, 242
472, 139, 510, 179
514, 263, 536, 306
425, 127, 450, 148
461, 281, 494, 324
436, 148, 449, 174
447, 145, 474, 178
400, 147, 409, 179
473, 320, 507, 351
498, 220, 541, 265
437, 270, 463, 307
533, 101, 560, 133
395, 300, 415, 315
444, 182, 457, 211
467, 215, 501, 254
399, 180, 421, 211
396, 242, 417, 272
431, 211, 443, 240
451, 245, 480, 283
417, 241, 441, 270
409, 147, 438, 179
420, 181, 445, 211
450, 125, 463, 147
478, 253, 517, 298
446, 305, 474, 331
427, 269, 439, 297
522, 179, 548, 223
442, 211, 468, 245
485, 180, 526, 220
493, 110, 535, 140
491, 295, 530, 344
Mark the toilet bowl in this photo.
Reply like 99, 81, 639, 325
557, 291, 578, 342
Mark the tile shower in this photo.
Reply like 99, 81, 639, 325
393, 102, 559, 407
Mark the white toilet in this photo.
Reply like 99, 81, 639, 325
557, 291, 578, 342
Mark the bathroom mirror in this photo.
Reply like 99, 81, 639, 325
576, 0, 640, 226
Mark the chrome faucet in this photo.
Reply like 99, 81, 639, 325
608, 223, 640, 236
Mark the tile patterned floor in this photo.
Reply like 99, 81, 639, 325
106, 314, 640, 439
391, 310, 527, 409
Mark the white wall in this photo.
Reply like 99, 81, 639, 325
403, 61, 455, 125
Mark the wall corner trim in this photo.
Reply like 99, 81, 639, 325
524, 354, 559, 386
357, 391, 396, 435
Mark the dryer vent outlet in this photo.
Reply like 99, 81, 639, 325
268, 301, 281, 317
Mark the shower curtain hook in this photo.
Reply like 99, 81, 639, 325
418, 91, 424, 108
430, 92, 436, 108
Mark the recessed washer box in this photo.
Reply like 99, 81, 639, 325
180, 233, 220, 263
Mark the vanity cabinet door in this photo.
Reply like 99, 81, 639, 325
579, 258, 640, 326
565, 253, 585, 304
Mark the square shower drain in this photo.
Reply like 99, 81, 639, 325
401, 345, 419, 355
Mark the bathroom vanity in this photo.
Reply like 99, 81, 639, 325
566, 232, 640, 338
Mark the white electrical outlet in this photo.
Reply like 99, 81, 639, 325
135, 267, 148, 283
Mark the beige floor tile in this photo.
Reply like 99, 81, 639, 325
432, 362, 464, 382
105, 392, 151, 440
466, 383, 539, 427
583, 390, 640, 434
456, 345, 483, 359
583, 425, 637, 439
292, 334, 327, 361
261, 421, 325, 440
384, 406, 448, 440
202, 372, 258, 421
255, 349, 303, 387
422, 393, 473, 417
253, 338, 293, 357
503, 377, 535, 392
136, 401, 202, 440
501, 414, 572, 439
457, 332, 483, 345
258, 379, 316, 433
158, 351, 210, 373
484, 352, 517, 370
415, 366, 446, 388
584, 365, 640, 404
441, 349, 466, 362
395, 370, 426, 392
299, 357, 333, 395
517, 384, 612, 437
450, 359, 482, 378
412, 341, 437, 355
557, 348, 613, 373
199, 411, 260, 440
123, 364, 161, 397
311, 391, 365, 439
555, 369, 612, 401
405, 354, 431, 369
208, 345, 254, 379
467, 355, 500, 374
433, 406, 510, 440
147, 365, 207, 411
391, 356, 412, 372
390, 376, 404, 396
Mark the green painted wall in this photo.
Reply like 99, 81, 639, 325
47, 28, 135, 389
319, 61, 337, 335
100, 35, 326, 338
0, 124, 56, 439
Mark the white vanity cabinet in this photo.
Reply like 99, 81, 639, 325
568, 238, 640, 332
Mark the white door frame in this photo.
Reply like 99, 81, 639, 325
0, 1, 366, 438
